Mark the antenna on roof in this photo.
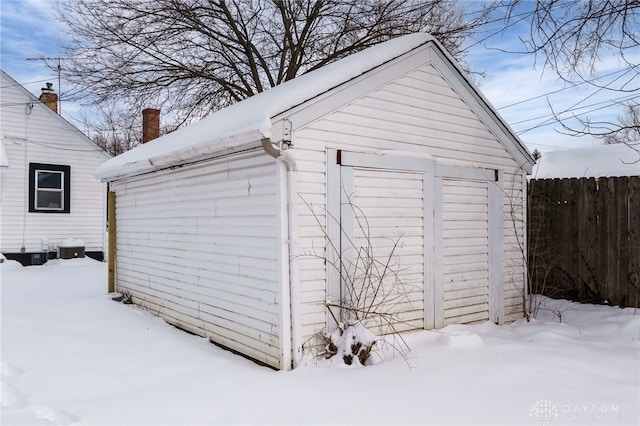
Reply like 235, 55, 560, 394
26, 56, 63, 114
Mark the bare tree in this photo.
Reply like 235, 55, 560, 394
56, 0, 493, 130
498, 0, 640, 137
501, 0, 639, 83
603, 103, 640, 145
547, 100, 640, 159
82, 105, 142, 157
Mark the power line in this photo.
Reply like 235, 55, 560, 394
516, 67, 639, 135
495, 67, 636, 111
0, 78, 52, 89
515, 94, 640, 135
510, 93, 640, 126
525, 142, 590, 150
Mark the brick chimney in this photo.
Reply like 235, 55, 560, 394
142, 108, 161, 143
39, 83, 58, 113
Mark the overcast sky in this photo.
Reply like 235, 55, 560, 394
1, 0, 636, 154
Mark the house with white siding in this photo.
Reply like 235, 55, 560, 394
1, 70, 111, 265
96, 33, 535, 370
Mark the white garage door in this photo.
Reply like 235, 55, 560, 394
327, 150, 504, 333
327, 150, 435, 335
441, 178, 490, 325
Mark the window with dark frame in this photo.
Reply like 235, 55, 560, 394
28, 163, 71, 213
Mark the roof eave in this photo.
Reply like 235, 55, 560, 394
96, 130, 266, 182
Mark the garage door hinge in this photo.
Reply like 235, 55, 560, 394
495, 170, 499, 182
336, 150, 342, 165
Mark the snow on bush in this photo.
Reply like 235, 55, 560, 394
323, 321, 378, 366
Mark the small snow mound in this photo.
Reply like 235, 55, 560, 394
57, 238, 85, 248
512, 317, 537, 326
30, 403, 79, 424
1, 362, 24, 377
519, 330, 569, 343
44, 257, 101, 267
619, 316, 640, 336
0, 254, 23, 269
474, 321, 500, 332
1, 381, 27, 409
0, 375, 79, 424
32, 405, 58, 422
437, 329, 483, 348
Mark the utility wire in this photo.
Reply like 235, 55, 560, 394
515, 95, 640, 135
517, 68, 639, 135
0, 79, 55, 90
495, 67, 637, 111
509, 93, 640, 126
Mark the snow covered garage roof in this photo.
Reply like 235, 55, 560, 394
95, 33, 533, 181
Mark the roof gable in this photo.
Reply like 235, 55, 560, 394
269, 42, 534, 172
96, 33, 534, 181
428, 46, 534, 171
0, 69, 111, 159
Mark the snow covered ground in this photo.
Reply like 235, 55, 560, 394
1, 257, 639, 425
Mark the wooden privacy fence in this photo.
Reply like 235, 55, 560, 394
528, 176, 640, 308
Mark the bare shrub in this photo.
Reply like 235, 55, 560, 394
301, 197, 412, 366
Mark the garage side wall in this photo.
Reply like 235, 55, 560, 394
110, 151, 284, 368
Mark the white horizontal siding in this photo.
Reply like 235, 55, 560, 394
293, 147, 331, 345
350, 167, 425, 334
290, 62, 526, 342
0, 72, 109, 254
112, 152, 283, 368
503, 170, 527, 322
442, 179, 490, 325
